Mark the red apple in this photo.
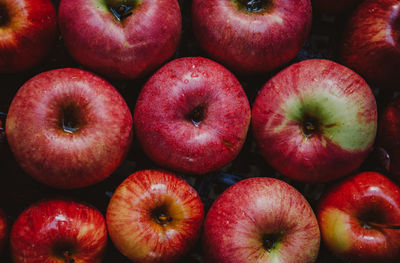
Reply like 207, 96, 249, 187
106, 169, 204, 263
312, 0, 363, 15
6, 68, 133, 189
0, 0, 57, 73
318, 171, 400, 263
252, 59, 377, 183
340, 0, 400, 90
134, 57, 251, 174
58, 0, 181, 79
203, 177, 320, 263
192, 0, 312, 74
10, 199, 107, 263
377, 97, 400, 180
0, 209, 7, 253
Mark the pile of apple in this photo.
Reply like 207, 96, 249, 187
0, 0, 399, 262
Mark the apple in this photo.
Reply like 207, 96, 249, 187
252, 59, 377, 183
203, 177, 320, 263
10, 199, 107, 263
134, 57, 251, 174
340, 0, 400, 90
106, 169, 204, 262
377, 97, 400, 180
318, 171, 400, 263
0, 209, 7, 253
58, 0, 182, 79
6, 68, 133, 189
0, 0, 57, 73
191, 0, 312, 75
311, 0, 362, 15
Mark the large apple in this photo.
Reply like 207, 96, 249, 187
340, 0, 400, 90
318, 171, 400, 263
106, 169, 204, 262
6, 68, 133, 189
58, 0, 181, 79
0, 0, 57, 73
0, 209, 6, 253
10, 199, 107, 263
377, 97, 400, 180
252, 59, 377, 183
203, 177, 320, 263
311, 0, 362, 15
134, 57, 251, 174
192, 0, 312, 74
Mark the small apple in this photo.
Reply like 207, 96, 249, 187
192, 0, 312, 74
0, 0, 57, 73
134, 57, 251, 174
106, 169, 204, 262
311, 0, 363, 15
0, 209, 7, 253
58, 0, 182, 79
252, 59, 377, 183
203, 177, 320, 263
6, 68, 133, 189
340, 0, 400, 90
10, 199, 107, 263
377, 97, 400, 180
318, 171, 400, 263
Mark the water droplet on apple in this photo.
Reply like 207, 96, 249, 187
191, 72, 199, 78
184, 79, 189, 84
202, 72, 208, 77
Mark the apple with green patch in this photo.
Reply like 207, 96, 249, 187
252, 59, 377, 183
318, 171, 400, 263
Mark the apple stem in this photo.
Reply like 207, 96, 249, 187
368, 222, 400, 230
109, 5, 133, 22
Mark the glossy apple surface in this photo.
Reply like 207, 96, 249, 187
318, 172, 400, 263
106, 169, 204, 263
0, 209, 7, 253
340, 0, 400, 90
59, 0, 181, 79
312, 0, 362, 14
134, 57, 251, 174
0, 0, 57, 73
252, 59, 377, 183
10, 199, 107, 263
378, 97, 400, 180
192, 0, 312, 74
203, 177, 320, 263
6, 68, 133, 189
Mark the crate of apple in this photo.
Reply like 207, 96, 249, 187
0, 0, 400, 262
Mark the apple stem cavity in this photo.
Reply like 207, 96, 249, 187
0, 3, 9, 26
237, 0, 272, 13
186, 105, 205, 127
155, 212, 173, 226
62, 250, 75, 263
109, 3, 135, 22
59, 105, 83, 134
262, 233, 281, 252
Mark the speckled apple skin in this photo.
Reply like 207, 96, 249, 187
59, 0, 181, 79
0, 209, 7, 253
10, 199, 107, 263
203, 177, 320, 263
378, 97, 400, 180
134, 57, 251, 174
252, 59, 377, 183
340, 0, 400, 90
6, 68, 133, 189
107, 169, 204, 263
0, 0, 57, 73
318, 172, 400, 263
192, 0, 312, 74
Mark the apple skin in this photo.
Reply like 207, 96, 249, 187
318, 172, 400, 263
377, 97, 400, 180
134, 57, 251, 174
58, 0, 181, 79
106, 169, 204, 263
6, 68, 133, 189
340, 0, 400, 90
252, 59, 377, 183
192, 0, 312, 74
10, 199, 107, 263
0, 209, 7, 253
203, 177, 320, 263
311, 0, 362, 15
0, 0, 57, 73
